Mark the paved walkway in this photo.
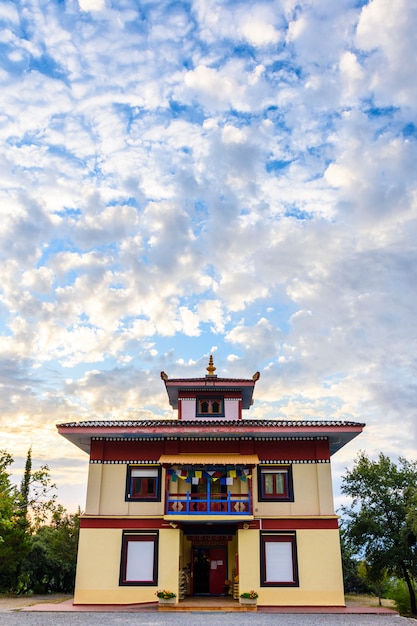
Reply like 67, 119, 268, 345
0, 609, 415, 626
17, 596, 400, 614
1, 596, 416, 626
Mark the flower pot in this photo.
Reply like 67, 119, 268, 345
158, 597, 176, 604
239, 597, 257, 605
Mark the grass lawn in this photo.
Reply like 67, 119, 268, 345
345, 594, 396, 609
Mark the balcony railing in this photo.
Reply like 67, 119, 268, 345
165, 491, 251, 515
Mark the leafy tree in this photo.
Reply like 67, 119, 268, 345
19, 447, 58, 530
356, 560, 390, 605
0, 447, 80, 595
407, 490, 417, 537
0, 450, 30, 592
20, 446, 32, 516
341, 452, 417, 615
339, 527, 370, 594
22, 505, 80, 593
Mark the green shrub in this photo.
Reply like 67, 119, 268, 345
386, 578, 416, 615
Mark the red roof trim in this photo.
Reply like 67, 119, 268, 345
80, 518, 167, 529
262, 518, 339, 530
165, 378, 255, 384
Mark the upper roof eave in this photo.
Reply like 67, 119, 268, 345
162, 376, 258, 409
56, 418, 365, 456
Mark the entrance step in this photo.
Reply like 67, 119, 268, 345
158, 597, 256, 612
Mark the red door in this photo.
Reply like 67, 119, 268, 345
209, 547, 227, 595
192, 546, 227, 595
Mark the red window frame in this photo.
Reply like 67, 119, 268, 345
260, 532, 299, 587
119, 531, 159, 586
257, 465, 293, 501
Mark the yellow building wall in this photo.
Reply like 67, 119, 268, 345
158, 528, 181, 601
237, 528, 344, 607
80, 461, 341, 606
237, 528, 259, 594
316, 464, 336, 516
74, 528, 180, 605
254, 464, 335, 518
85, 463, 165, 517
181, 531, 192, 570
85, 464, 102, 515
228, 535, 238, 583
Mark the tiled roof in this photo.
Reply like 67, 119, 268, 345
57, 418, 364, 428
57, 418, 365, 456
165, 377, 255, 383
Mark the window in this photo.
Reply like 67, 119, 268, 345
119, 531, 158, 585
257, 465, 293, 501
126, 466, 161, 501
197, 398, 224, 416
260, 533, 298, 587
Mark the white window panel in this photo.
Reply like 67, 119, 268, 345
265, 541, 293, 583
125, 540, 154, 582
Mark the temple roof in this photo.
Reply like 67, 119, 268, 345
160, 356, 260, 409
56, 418, 365, 456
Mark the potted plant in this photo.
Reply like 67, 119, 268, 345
156, 589, 177, 604
239, 590, 258, 606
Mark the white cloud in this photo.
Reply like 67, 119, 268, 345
356, 0, 417, 108
0, 0, 416, 510
78, 0, 106, 11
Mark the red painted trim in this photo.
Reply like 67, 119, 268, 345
261, 518, 339, 530
89, 438, 331, 462
80, 518, 167, 529
79, 517, 339, 530
178, 391, 243, 399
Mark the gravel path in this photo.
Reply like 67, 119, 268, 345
0, 610, 415, 626
1, 596, 415, 626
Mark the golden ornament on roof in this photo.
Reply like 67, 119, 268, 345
206, 354, 216, 376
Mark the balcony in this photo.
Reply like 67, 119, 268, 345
161, 455, 257, 517
166, 491, 251, 515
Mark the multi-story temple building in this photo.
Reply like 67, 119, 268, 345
57, 357, 363, 607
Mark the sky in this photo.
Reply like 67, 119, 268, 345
1, 0, 416, 514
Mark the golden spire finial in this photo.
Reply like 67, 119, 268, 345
206, 354, 216, 376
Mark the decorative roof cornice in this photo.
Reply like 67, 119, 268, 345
56, 418, 364, 457
57, 418, 364, 429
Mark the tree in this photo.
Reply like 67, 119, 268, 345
407, 490, 417, 538
22, 505, 80, 593
341, 452, 417, 615
356, 560, 390, 605
0, 450, 30, 592
20, 447, 32, 516
19, 447, 58, 530
339, 527, 370, 594
0, 448, 61, 593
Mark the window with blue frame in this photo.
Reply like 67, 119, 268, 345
126, 466, 161, 501
257, 465, 293, 501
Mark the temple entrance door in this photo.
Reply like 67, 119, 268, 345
209, 547, 227, 594
192, 546, 227, 595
